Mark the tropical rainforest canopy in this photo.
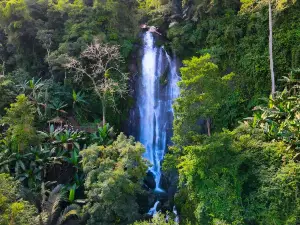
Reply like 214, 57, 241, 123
0, 0, 299, 224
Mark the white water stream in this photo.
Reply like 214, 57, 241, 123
137, 32, 180, 191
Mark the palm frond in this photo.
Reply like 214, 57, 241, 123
43, 184, 64, 225
56, 204, 81, 225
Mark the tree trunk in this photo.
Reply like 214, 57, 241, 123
102, 102, 106, 126
171, 0, 182, 15
206, 119, 211, 137
269, 0, 276, 97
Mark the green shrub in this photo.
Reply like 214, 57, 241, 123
0, 173, 37, 225
1, 94, 37, 152
80, 133, 148, 225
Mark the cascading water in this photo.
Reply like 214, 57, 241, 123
135, 31, 180, 192
148, 201, 160, 216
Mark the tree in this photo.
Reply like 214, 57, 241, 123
1, 94, 37, 152
36, 29, 54, 59
269, 0, 276, 96
173, 54, 235, 145
0, 76, 16, 114
64, 40, 128, 125
0, 173, 37, 225
48, 99, 68, 117
80, 133, 148, 225
0, 0, 31, 35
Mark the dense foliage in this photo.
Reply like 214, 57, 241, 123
165, 62, 300, 224
0, 0, 140, 129
165, 0, 300, 131
172, 125, 299, 224
158, 1, 299, 223
173, 54, 235, 145
80, 133, 148, 225
0, 173, 37, 225
0, 0, 299, 224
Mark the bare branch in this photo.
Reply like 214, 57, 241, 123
63, 39, 128, 125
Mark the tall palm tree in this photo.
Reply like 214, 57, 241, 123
269, 0, 275, 97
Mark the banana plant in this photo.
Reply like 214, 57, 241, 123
17, 77, 44, 97
0, 151, 33, 174
64, 148, 80, 169
18, 160, 43, 191
248, 73, 300, 150
0, 143, 66, 191
52, 129, 85, 150
63, 149, 86, 205
30, 184, 82, 225
90, 123, 115, 146
72, 90, 90, 122
0, 150, 43, 190
17, 77, 52, 119
38, 124, 59, 142
65, 174, 86, 204
30, 144, 64, 167
49, 99, 68, 116
72, 90, 87, 109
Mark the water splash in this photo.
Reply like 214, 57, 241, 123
173, 206, 180, 223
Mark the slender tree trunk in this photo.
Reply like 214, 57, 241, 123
172, 0, 182, 15
102, 101, 106, 126
206, 118, 211, 137
269, 0, 276, 97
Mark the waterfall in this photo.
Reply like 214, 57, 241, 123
148, 201, 160, 216
173, 206, 180, 223
136, 31, 180, 191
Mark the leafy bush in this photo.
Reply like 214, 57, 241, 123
0, 173, 37, 225
173, 54, 237, 145
173, 124, 299, 224
1, 94, 38, 152
80, 133, 148, 225
249, 75, 300, 150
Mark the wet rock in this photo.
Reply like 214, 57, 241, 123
142, 213, 153, 221
144, 171, 156, 190
159, 170, 178, 211
156, 190, 168, 200
148, 191, 157, 208
160, 172, 169, 191
167, 185, 177, 202
161, 200, 172, 212
137, 190, 156, 214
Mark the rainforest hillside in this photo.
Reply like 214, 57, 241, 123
0, 0, 299, 224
